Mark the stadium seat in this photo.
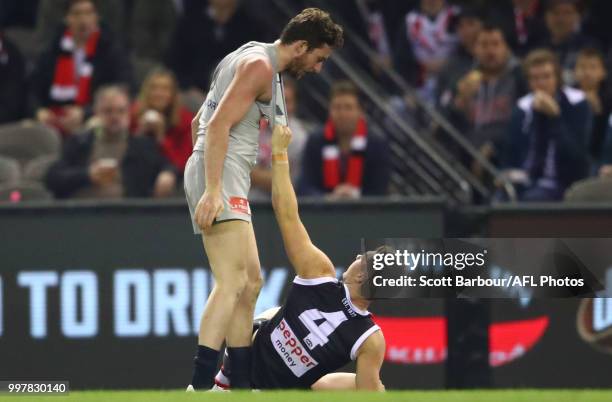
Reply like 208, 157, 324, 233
0, 156, 21, 184
0, 120, 61, 166
0, 180, 53, 203
564, 178, 612, 202
23, 154, 59, 182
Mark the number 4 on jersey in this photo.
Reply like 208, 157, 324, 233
298, 309, 348, 350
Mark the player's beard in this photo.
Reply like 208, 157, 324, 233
285, 54, 309, 79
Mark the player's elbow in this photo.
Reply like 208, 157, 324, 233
191, 116, 199, 134
206, 117, 231, 138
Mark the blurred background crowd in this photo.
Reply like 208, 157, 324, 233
1, 0, 612, 204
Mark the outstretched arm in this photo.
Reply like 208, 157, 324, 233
191, 104, 204, 147
355, 330, 386, 391
271, 126, 335, 279
312, 330, 386, 391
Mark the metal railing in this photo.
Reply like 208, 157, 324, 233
267, 0, 517, 204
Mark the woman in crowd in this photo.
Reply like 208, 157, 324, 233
131, 68, 193, 176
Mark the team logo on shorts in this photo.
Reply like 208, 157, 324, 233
270, 319, 318, 377
229, 197, 251, 215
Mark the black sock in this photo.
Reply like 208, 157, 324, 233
191, 345, 220, 390
221, 349, 232, 378
226, 347, 251, 389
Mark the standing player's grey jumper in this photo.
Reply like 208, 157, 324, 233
185, 42, 286, 232
184, 9, 344, 391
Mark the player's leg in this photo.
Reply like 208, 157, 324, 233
255, 306, 281, 321
311, 373, 357, 391
191, 220, 250, 389
215, 306, 282, 389
223, 222, 263, 388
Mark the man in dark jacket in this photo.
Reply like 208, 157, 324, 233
536, 0, 600, 86
298, 81, 390, 198
166, 0, 261, 95
436, 7, 483, 108
45, 86, 176, 199
30, 0, 132, 136
445, 24, 526, 174
503, 49, 591, 201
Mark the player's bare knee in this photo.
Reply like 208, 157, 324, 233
216, 273, 249, 301
244, 273, 263, 299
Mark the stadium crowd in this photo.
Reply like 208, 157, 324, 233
1, 0, 612, 203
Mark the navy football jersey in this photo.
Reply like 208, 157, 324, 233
251, 276, 381, 389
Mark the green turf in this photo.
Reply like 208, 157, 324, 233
0, 390, 611, 402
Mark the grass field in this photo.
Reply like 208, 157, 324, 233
0, 390, 611, 402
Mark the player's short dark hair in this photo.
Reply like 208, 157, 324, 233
329, 80, 360, 103
280, 8, 344, 50
65, 0, 97, 14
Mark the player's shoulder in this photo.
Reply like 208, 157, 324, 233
236, 55, 274, 81
292, 275, 339, 287
356, 326, 385, 358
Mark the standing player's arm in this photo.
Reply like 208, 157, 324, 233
204, 57, 272, 193
355, 330, 386, 391
191, 104, 204, 147
195, 57, 273, 230
271, 126, 336, 280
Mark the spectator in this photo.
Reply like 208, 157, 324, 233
130, 68, 194, 175
437, 7, 483, 108
563, 116, 612, 202
0, 33, 27, 124
30, 0, 131, 137
598, 119, 612, 178
492, 0, 547, 57
537, 0, 600, 86
298, 81, 390, 199
130, 0, 178, 64
34, 0, 127, 53
45, 86, 177, 199
574, 48, 612, 165
329, 0, 397, 88
166, 0, 261, 98
250, 77, 310, 200
394, 0, 460, 102
446, 24, 525, 173
503, 49, 591, 202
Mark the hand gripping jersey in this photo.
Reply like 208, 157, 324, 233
251, 276, 381, 389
